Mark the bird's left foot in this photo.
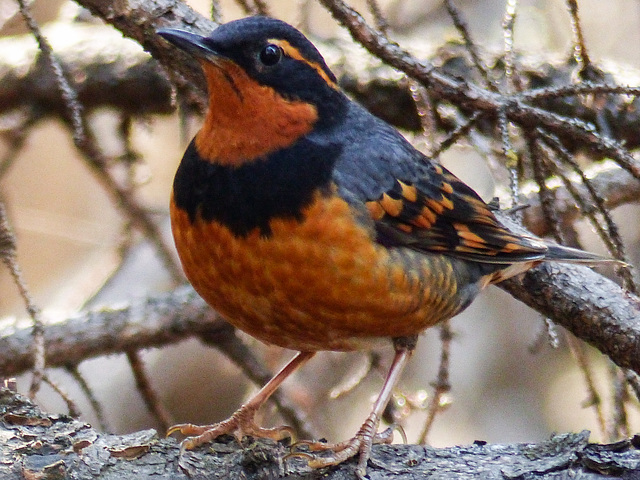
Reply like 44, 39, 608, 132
289, 413, 393, 478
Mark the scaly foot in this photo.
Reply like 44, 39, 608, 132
168, 403, 295, 450
168, 352, 314, 450
289, 344, 414, 477
290, 414, 394, 478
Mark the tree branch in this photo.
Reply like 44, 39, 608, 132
1, 388, 639, 479
0, 287, 316, 438
74, 0, 215, 105
0, 22, 174, 116
496, 212, 640, 372
1, 0, 639, 384
0, 287, 221, 376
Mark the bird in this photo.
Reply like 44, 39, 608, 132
157, 16, 616, 477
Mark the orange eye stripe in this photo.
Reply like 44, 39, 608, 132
269, 39, 339, 90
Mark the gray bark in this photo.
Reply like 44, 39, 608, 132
2, 388, 639, 479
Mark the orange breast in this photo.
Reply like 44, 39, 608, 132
171, 192, 463, 351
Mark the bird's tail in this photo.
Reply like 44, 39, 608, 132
544, 243, 626, 265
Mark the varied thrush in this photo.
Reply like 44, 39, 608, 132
158, 16, 612, 477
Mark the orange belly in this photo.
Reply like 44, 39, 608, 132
170, 192, 462, 351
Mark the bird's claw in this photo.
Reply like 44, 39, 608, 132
287, 423, 394, 478
167, 407, 295, 450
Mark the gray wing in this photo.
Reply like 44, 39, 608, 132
318, 101, 548, 263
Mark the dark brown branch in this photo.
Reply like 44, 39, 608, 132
74, 0, 215, 104
497, 213, 640, 374
0, 23, 174, 116
318, 0, 640, 182
1, 388, 638, 479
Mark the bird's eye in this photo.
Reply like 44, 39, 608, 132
259, 44, 282, 66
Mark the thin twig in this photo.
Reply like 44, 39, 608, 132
498, 107, 521, 210
608, 363, 630, 440
0, 199, 44, 399
565, 0, 592, 77
42, 374, 81, 418
537, 129, 635, 294
528, 134, 563, 242
65, 365, 110, 432
418, 322, 452, 444
432, 110, 484, 157
126, 349, 174, 432
210, 0, 222, 22
520, 83, 640, 101
329, 353, 374, 400
366, 0, 389, 34
15, 0, 84, 141
252, 0, 270, 16
501, 0, 523, 93
624, 370, 640, 404
444, 0, 496, 91
528, 318, 560, 354
565, 333, 606, 440
0, 112, 41, 179
234, 0, 253, 14
408, 80, 438, 156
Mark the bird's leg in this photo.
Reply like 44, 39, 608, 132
292, 337, 416, 478
168, 351, 315, 449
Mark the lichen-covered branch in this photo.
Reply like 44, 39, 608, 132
1, 388, 638, 479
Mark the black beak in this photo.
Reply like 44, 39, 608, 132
157, 28, 217, 59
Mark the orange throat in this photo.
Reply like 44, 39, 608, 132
195, 60, 318, 166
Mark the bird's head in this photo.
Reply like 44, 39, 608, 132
158, 16, 346, 165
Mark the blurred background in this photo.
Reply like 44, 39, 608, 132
1, 0, 639, 449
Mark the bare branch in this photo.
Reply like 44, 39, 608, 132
0, 287, 313, 435
417, 321, 452, 444
65, 365, 109, 432
443, 0, 496, 91
497, 214, 640, 374
1, 389, 638, 479
318, 0, 640, 183
0, 200, 44, 398
74, 0, 215, 104
0, 287, 220, 376
126, 349, 174, 432
565, 0, 592, 77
